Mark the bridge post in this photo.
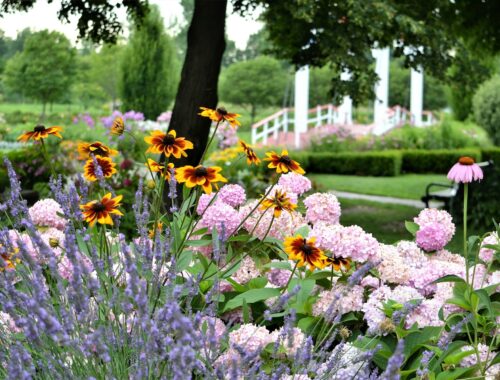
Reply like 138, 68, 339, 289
294, 66, 309, 148
338, 71, 353, 125
411, 67, 424, 127
372, 47, 390, 134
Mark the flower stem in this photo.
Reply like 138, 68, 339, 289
198, 121, 221, 165
463, 183, 469, 283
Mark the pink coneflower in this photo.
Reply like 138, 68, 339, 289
447, 157, 483, 183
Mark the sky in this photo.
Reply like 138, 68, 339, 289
0, 0, 263, 49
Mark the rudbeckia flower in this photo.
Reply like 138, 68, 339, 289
239, 140, 261, 165
260, 189, 297, 217
264, 150, 305, 174
145, 159, 175, 181
0, 246, 20, 271
80, 193, 123, 226
284, 235, 327, 270
325, 256, 352, 272
78, 141, 118, 160
149, 221, 163, 238
175, 165, 227, 194
199, 106, 241, 128
17, 125, 63, 142
83, 156, 117, 182
447, 156, 484, 183
110, 117, 125, 136
144, 130, 194, 158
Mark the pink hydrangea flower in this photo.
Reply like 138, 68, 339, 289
406, 299, 444, 327
396, 241, 428, 269
264, 185, 298, 205
479, 232, 499, 263
199, 316, 226, 348
416, 222, 451, 252
200, 201, 241, 238
266, 262, 291, 287
232, 256, 260, 285
271, 327, 306, 356
58, 252, 93, 280
196, 193, 216, 215
414, 208, 455, 251
408, 260, 464, 296
360, 275, 381, 288
29, 198, 67, 230
376, 244, 411, 284
303, 193, 341, 225
312, 283, 364, 316
218, 184, 246, 207
228, 324, 273, 354
447, 156, 483, 183
278, 172, 312, 195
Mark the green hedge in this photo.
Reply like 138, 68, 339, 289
400, 149, 482, 174
304, 151, 402, 176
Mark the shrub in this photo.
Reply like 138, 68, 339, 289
473, 75, 500, 145
401, 149, 482, 174
306, 151, 402, 176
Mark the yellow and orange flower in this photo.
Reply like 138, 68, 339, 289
264, 150, 305, 174
325, 256, 352, 272
199, 106, 241, 128
80, 193, 123, 226
149, 221, 163, 239
144, 130, 194, 158
0, 246, 20, 271
145, 159, 175, 180
83, 156, 117, 182
284, 235, 328, 271
17, 125, 63, 142
260, 189, 297, 217
239, 140, 261, 165
110, 117, 125, 136
175, 165, 227, 194
78, 141, 118, 160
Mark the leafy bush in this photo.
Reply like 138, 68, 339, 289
401, 149, 482, 174
473, 75, 500, 145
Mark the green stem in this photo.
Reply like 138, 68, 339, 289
198, 121, 221, 165
464, 183, 469, 283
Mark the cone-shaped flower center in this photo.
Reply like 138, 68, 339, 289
195, 166, 208, 177
458, 156, 475, 166
162, 134, 176, 146
301, 242, 314, 256
34, 125, 46, 132
91, 202, 106, 212
216, 107, 228, 115
279, 155, 292, 164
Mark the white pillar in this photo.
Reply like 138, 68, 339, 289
294, 66, 309, 148
338, 71, 353, 125
372, 47, 390, 134
410, 67, 424, 127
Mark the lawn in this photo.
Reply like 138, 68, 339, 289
309, 173, 449, 200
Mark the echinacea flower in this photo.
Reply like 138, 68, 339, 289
325, 256, 352, 272
110, 117, 125, 136
264, 150, 305, 174
239, 140, 261, 165
83, 156, 117, 182
199, 106, 241, 128
175, 165, 227, 194
447, 156, 483, 183
78, 141, 118, 160
145, 159, 175, 180
17, 125, 63, 142
260, 189, 297, 217
144, 130, 194, 158
80, 193, 123, 226
284, 235, 328, 270
0, 246, 20, 271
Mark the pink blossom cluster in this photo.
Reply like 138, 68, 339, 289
29, 198, 67, 230
303, 193, 341, 225
271, 327, 306, 356
479, 232, 499, 263
312, 283, 364, 316
414, 208, 455, 251
199, 200, 242, 238
228, 324, 274, 354
278, 172, 312, 195
266, 261, 292, 287
216, 122, 238, 149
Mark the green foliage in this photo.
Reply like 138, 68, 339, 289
401, 149, 482, 174
309, 66, 336, 106
473, 75, 500, 145
219, 56, 288, 124
120, 5, 179, 120
2, 30, 76, 113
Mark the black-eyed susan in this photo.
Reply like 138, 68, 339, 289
83, 156, 117, 182
144, 130, 194, 158
264, 150, 305, 174
110, 117, 125, 136
239, 140, 261, 165
260, 189, 297, 217
0, 245, 20, 271
80, 193, 123, 226
149, 221, 163, 239
284, 235, 327, 270
145, 159, 174, 181
175, 165, 227, 194
78, 141, 118, 160
199, 106, 241, 128
325, 256, 352, 272
17, 125, 63, 142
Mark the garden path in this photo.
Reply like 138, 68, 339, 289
333, 190, 444, 209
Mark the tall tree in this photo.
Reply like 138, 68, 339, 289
90, 44, 125, 109
120, 5, 178, 119
3, 30, 75, 114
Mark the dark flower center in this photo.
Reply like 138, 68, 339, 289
91, 146, 106, 155
279, 155, 292, 165
162, 134, 176, 146
195, 167, 208, 177
216, 107, 228, 116
301, 242, 314, 256
34, 125, 46, 132
458, 156, 475, 166
91, 202, 107, 212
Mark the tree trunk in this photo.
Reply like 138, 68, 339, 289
167, 0, 227, 167
250, 104, 257, 126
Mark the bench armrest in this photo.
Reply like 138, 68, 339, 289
425, 182, 456, 197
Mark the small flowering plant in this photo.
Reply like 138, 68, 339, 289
0, 108, 498, 379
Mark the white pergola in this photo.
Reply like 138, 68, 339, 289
294, 48, 424, 137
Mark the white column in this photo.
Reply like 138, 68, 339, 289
338, 71, 353, 125
372, 47, 390, 134
410, 67, 424, 127
294, 66, 309, 148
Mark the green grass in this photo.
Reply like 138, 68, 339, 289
309, 173, 449, 200
0, 102, 103, 115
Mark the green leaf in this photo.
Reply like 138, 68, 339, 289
432, 275, 466, 284
403, 326, 442, 358
475, 288, 494, 317
242, 299, 250, 323
294, 225, 311, 237
176, 250, 193, 271
185, 239, 212, 247
405, 221, 420, 235
436, 367, 475, 380
223, 288, 281, 312
247, 277, 268, 289
443, 348, 475, 365
263, 261, 292, 270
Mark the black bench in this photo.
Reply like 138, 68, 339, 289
421, 160, 493, 210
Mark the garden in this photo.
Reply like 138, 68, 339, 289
0, 1, 499, 380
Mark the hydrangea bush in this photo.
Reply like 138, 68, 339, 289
0, 108, 498, 379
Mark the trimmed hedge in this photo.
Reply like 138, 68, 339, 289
304, 151, 402, 177
401, 149, 482, 174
